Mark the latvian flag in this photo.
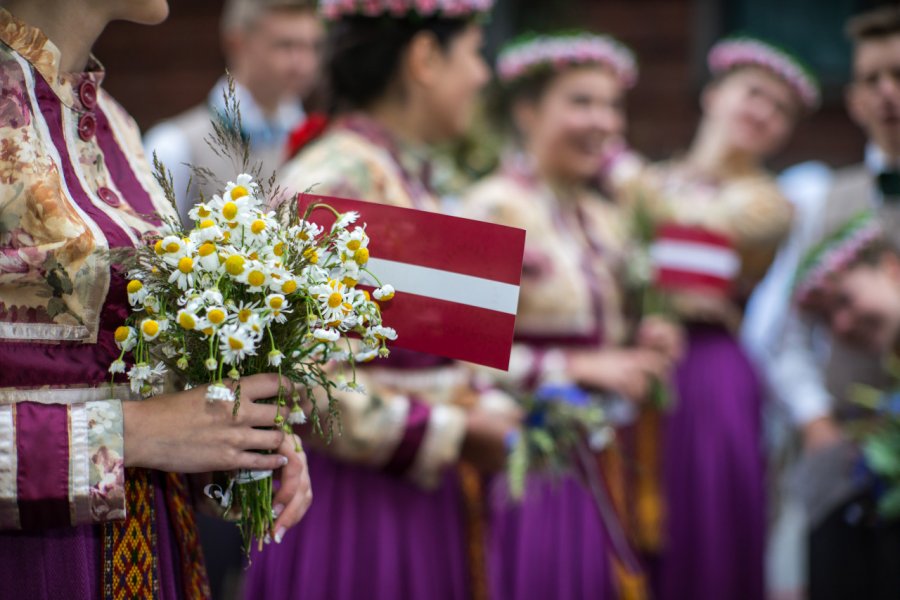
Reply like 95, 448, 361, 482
298, 194, 526, 370
649, 223, 740, 295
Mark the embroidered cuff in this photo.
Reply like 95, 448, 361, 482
85, 400, 125, 523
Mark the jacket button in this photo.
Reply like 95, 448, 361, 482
97, 186, 121, 207
79, 80, 97, 110
78, 113, 96, 141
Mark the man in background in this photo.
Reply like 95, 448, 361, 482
744, 6, 900, 599
145, 0, 323, 226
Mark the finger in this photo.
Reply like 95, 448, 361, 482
236, 401, 292, 427
272, 438, 313, 537
237, 428, 286, 451
229, 373, 294, 404
235, 451, 290, 472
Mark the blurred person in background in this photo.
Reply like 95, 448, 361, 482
463, 32, 680, 600
743, 7, 900, 599
603, 35, 818, 600
144, 0, 323, 226
242, 1, 525, 599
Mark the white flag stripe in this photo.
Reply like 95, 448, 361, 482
363, 257, 520, 315
651, 240, 741, 278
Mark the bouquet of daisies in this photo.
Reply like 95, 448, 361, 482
110, 79, 396, 552
506, 383, 610, 500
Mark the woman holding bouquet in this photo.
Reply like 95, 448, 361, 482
0, 1, 312, 598
602, 37, 817, 600
243, 1, 521, 599
462, 32, 679, 599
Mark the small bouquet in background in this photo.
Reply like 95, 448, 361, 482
110, 78, 396, 552
850, 356, 900, 518
506, 383, 610, 500
624, 196, 672, 409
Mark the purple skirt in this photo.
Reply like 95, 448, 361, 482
0, 470, 184, 599
243, 450, 471, 600
486, 472, 615, 600
660, 324, 765, 600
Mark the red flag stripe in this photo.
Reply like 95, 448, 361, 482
378, 292, 518, 370
299, 194, 526, 285
655, 223, 734, 248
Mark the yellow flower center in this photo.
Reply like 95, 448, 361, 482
198, 206, 211, 218
154, 240, 165, 255
251, 220, 266, 235
281, 280, 297, 294
165, 242, 180, 253
228, 336, 244, 350
231, 185, 249, 200
249, 251, 258, 261
178, 312, 196, 330
354, 248, 369, 264
178, 257, 194, 274
225, 255, 245, 276
238, 308, 253, 323
114, 326, 131, 343
297, 231, 309, 241
222, 202, 238, 220
198, 242, 216, 257
273, 242, 284, 257
141, 320, 159, 337
303, 248, 318, 264
342, 276, 358, 287
202, 327, 214, 336
327, 292, 343, 308
199, 219, 215, 229
347, 239, 361, 252
269, 296, 284, 310
207, 309, 226, 325
248, 271, 266, 287
126, 280, 142, 294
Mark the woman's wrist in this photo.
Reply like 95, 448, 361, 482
122, 400, 147, 468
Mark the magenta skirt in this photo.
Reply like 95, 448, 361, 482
660, 324, 765, 600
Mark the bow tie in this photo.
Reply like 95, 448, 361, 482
877, 170, 900, 202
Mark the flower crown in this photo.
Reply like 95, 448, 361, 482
708, 35, 821, 110
320, 0, 493, 20
497, 32, 638, 89
794, 211, 883, 305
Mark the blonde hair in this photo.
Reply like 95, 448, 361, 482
221, 0, 316, 34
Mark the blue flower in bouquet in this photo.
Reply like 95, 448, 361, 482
534, 383, 590, 406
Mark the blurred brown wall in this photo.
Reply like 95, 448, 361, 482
94, 0, 865, 170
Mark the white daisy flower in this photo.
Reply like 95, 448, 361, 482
336, 226, 370, 265
237, 260, 271, 293
205, 357, 218, 371
373, 284, 395, 301
109, 359, 126, 374
140, 318, 167, 341
126, 279, 148, 306
192, 218, 225, 243
267, 349, 284, 367
333, 211, 359, 230
195, 242, 221, 272
222, 173, 259, 203
291, 221, 324, 246
168, 255, 197, 290
354, 347, 379, 363
187, 201, 215, 224
219, 324, 258, 364
312, 328, 340, 342
176, 308, 200, 331
205, 306, 229, 328
287, 405, 307, 425
265, 293, 288, 312
369, 325, 397, 341
206, 383, 236, 403
114, 326, 137, 351
143, 295, 161, 315
202, 289, 224, 306
310, 279, 354, 324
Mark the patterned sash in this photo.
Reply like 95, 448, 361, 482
102, 468, 210, 600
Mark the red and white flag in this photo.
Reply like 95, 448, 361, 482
650, 223, 740, 295
298, 194, 526, 370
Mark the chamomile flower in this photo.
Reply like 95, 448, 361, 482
265, 294, 288, 312
373, 284, 395, 301
176, 308, 200, 331
223, 174, 258, 203
143, 295, 161, 315
126, 279, 148, 306
109, 359, 126, 374
355, 347, 379, 363
287, 405, 307, 425
187, 201, 215, 224
206, 383, 236, 403
205, 306, 229, 328
267, 349, 285, 367
192, 218, 225, 243
310, 279, 354, 324
337, 226, 369, 263
114, 326, 137, 351
140, 318, 167, 341
238, 261, 271, 293
369, 325, 397, 341
168, 255, 197, 290
219, 324, 258, 364
195, 242, 221, 272
245, 213, 277, 245
333, 211, 359, 230
312, 328, 340, 342
202, 289, 224, 306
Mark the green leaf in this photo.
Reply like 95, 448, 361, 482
863, 434, 900, 478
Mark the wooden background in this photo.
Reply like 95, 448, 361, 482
94, 0, 866, 170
